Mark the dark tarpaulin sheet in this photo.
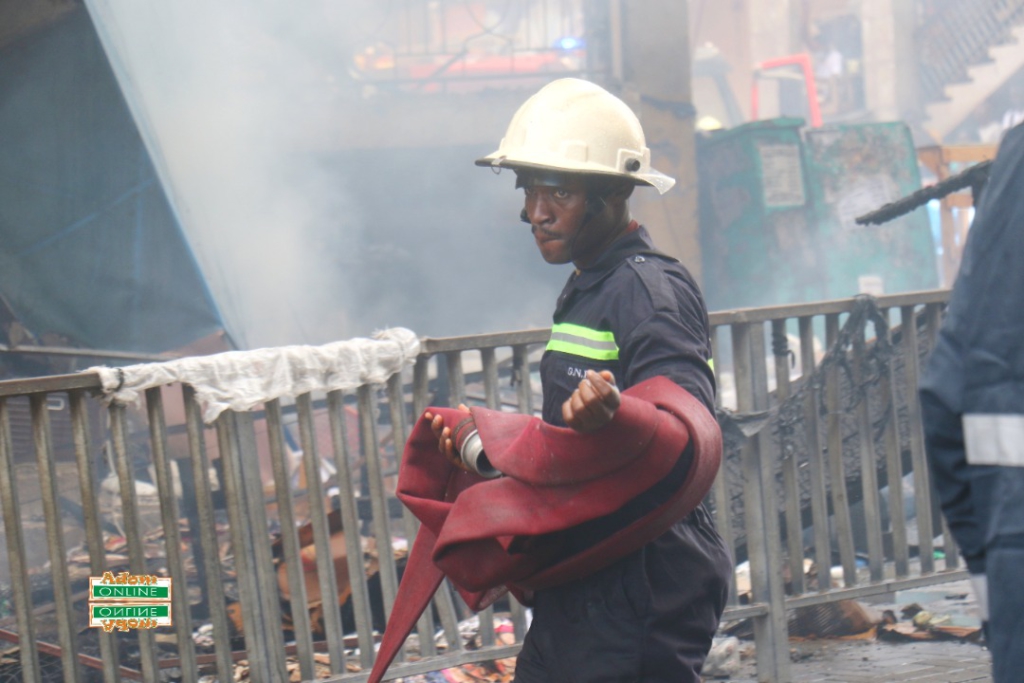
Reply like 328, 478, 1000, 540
0, 7, 224, 354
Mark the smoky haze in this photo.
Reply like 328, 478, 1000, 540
81, 0, 570, 349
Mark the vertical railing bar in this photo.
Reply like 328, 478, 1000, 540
851, 333, 885, 583
773, 318, 805, 595
326, 391, 378, 668
510, 343, 535, 641
442, 353, 478, 630
733, 322, 790, 682
235, 412, 289, 681
709, 326, 737, 605
710, 467, 735, 607
69, 391, 121, 683
412, 355, 463, 652
264, 399, 316, 680
709, 326, 722, 408
924, 304, 958, 570
433, 578, 464, 655
901, 305, 935, 574
176, 453, 210, 620
214, 414, 270, 683
182, 387, 233, 682
748, 323, 792, 680
295, 392, 348, 673
143, 388, 197, 683
879, 308, 910, 577
941, 515, 961, 570
386, 372, 444, 656
109, 404, 160, 682
481, 348, 501, 411
0, 399, 42, 683
412, 356, 432, 419
399, 506, 438, 659
825, 314, 857, 588
358, 385, 401, 627
389, 377, 443, 660
512, 345, 534, 416
400, 361, 441, 656
445, 351, 467, 406
475, 350, 498, 648
183, 387, 234, 679
798, 317, 832, 593
485, 346, 528, 640
31, 394, 82, 683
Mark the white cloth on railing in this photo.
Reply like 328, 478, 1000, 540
87, 328, 420, 422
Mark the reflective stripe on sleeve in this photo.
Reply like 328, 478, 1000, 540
546, 323, 619, 361
963, 414, 1024, 467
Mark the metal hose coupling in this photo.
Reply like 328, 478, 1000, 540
451, 416, 502, 479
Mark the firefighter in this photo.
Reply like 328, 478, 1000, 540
438, 78, 732, 682
919, 122, 1024, 683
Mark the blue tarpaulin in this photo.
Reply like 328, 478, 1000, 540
0, 8, 225, 354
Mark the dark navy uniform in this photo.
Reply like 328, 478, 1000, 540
919, 123, 1024, 683
514, 226, 732, 683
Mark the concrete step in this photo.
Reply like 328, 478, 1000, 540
924, 23, 1024, 141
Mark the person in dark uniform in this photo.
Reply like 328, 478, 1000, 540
443, 78, 732, 682
919, 122, 1024, 683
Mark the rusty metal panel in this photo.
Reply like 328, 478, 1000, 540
699, 120, 939, 313
803, 122, 940, 300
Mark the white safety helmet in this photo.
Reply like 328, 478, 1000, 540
476, 78, 676, 194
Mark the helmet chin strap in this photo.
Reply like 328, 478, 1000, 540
520, 194, 610, 266
567, 194, 609, 266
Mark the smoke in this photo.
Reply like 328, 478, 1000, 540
81, 0, 569, 349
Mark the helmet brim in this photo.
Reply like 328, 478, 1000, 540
474, 154, 676, 195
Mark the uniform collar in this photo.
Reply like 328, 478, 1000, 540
555, 224, 654, 314
571, 223, 653, 288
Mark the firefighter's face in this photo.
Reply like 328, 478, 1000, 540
522, 175, 589, 265
520, 171, 632, 267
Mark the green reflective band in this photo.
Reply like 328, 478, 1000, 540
550, 323, 616, 343
708, 357, 715, 371
546, 323, 619, 361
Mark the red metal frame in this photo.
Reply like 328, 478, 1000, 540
749, 53, 823, 128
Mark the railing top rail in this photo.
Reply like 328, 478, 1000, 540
0, 371, 101, 398
0, 290, 951, 397
418, 329, 550, 354
707, 289, 950, 326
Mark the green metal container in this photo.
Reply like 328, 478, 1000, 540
803, 122, 939, 301
697, 118, 938, 312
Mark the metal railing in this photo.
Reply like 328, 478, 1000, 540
0, 289, 956, 683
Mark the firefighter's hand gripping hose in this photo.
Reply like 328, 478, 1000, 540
367, 376, 723, 683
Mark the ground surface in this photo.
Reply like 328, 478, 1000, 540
722, 579, 991, 682
726, 639, 991, 683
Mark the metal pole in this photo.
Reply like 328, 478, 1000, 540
799, 316, 832, 593
264, 399, 316, 680
295, 392, 348, 672
733, 322, 790, 682
181, 387, 234, 682
109, 404, 159, 682
69, 391, 121, 683
0, 399, 42, 683
825, 314, 857, 587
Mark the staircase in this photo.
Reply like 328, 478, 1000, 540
918, 0, 1024, 141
